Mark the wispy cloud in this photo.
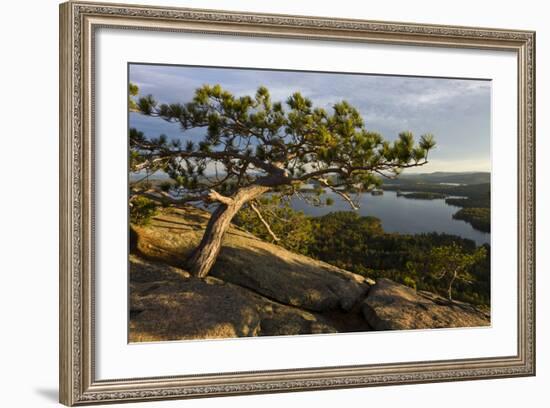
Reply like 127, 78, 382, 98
129, 64, 491, 173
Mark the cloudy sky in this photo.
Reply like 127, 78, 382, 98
129, 63, 491, 174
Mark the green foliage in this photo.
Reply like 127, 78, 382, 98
422, 243, 487, 301
159, 181, 173, 192
129, 82, 139, 96
402, 276, 417, 290
234, 200, 491, 305
445, 197, 490, 208
453, 208, 490, 232
131, 84, 435, 203
400, 192, 446, 200
129, 82, 139, 111
130, 196, 158, 226
233, 196, 315, 254
310, 213, 490, 305
308, 212, 384, 272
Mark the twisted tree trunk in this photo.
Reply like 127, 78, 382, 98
187, 184, 271, 278
447, 271, 458, 302
186, 203, 240, 278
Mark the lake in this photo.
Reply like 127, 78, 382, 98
290, 190, 490, 246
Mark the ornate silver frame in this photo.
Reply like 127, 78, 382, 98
59, 1, 536, 405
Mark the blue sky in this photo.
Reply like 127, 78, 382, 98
129, 63, 491, 174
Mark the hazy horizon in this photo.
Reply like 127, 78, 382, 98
129, 64, 491, 174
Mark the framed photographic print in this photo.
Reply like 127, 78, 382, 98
59, 1, 536, 405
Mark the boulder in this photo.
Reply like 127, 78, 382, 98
129, 255, 340, 342
212, 245, 368, 312
361, 278, 490, 330
132, 206, 369, 312
257, 304, 338, 336
130, 256, 261, 341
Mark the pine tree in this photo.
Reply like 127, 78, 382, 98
427, 243, 487, 301
131, 84, 436, 278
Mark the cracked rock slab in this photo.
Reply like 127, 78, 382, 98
133, 206, 369, 312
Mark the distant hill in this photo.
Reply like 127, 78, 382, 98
385, 172, 490, 185
132, 171, 491, 186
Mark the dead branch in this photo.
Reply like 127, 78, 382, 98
318, 178, 359, 210
249, 201, 280, 242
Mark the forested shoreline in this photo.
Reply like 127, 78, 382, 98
233, 205, 491, 308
